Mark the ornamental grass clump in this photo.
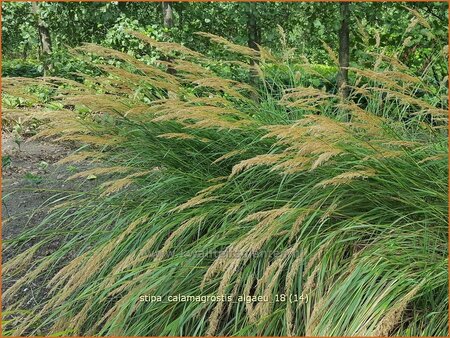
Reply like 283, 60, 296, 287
2, 28, 447, 336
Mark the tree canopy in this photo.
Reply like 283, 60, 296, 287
2, 1, 447, 77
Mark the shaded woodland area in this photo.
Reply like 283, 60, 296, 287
3, 2, 447, 83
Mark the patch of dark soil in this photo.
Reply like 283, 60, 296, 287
2, 132, 98, 314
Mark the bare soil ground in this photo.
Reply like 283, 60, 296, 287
2, 133, 71, 241
2, 132, 96, 312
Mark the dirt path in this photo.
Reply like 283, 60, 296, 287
2, 133, 72, 241
2, 132, 98, 315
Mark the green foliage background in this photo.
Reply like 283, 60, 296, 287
2, 2, 447, 78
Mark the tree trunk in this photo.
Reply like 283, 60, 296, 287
22, 42, 29, 60
337, 2, 350, 99
162, 2, 173, 29
161, 2, 176, 77
31, 2, 52, 76
247, 2, 261, 87
247, 2, 261, 52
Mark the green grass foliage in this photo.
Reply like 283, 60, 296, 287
2, 30, 448, 336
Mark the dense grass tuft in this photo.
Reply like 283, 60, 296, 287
2, 31, 448, 336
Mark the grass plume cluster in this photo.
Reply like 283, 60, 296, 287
2, 28, 448, 336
